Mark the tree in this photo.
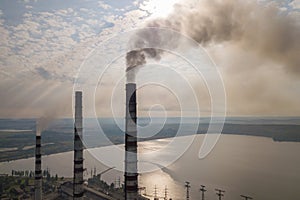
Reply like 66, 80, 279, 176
46, 171, 51, 181
24, 178, 29, 186
20, 183, 25, 190
110, 182, 115, 189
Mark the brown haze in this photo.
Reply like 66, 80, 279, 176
36, 116, 52, 136
1, 0, 299, 118
125, 0, 300, 115
127, 0, 299, 74
36, 105, 69, 135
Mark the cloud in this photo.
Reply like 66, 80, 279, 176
290, 0, 300, 9
25, 5, 33, 9
0, 0, 151, 118
98, 1, 112, 10
124, 0, 300, 116
35, 67, 52, 80
1, 0, 299, 118
0, 76, 73, 118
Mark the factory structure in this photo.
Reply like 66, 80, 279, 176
30, 62, 252, 200
33, 91, 119, 200
31, 88, 254, 200
67, 82, 140, 199
32, 87, 149, 200
29, 78, 254, 200
70, 88, 143, 200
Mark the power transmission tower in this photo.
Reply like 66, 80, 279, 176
185, 181, 191, 200
154, 185, 159, 200
199, 185, 206, 200
241, 195, 253, 200
164, 186, 168, 200
215, 188, 225, 200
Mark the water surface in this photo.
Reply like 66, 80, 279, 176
0, 134, 299, 200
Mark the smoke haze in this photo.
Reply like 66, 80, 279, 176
1, 0, 299, 118
36, 106, 67, 135
126, 0, 300, 78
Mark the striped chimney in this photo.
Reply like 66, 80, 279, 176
73, 91, 84, 199
125, 83, 138, 200
35, 127, 42, 200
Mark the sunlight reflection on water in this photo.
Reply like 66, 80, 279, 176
0, 134, 300, 200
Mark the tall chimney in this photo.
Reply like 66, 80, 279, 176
34, 128, 42, 200
73, 91, 84, 199
125, 83, 138, 200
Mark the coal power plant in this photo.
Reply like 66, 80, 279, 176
24, 85, 256, 200
28, 80, 255, 200
2, 0, 297, 199
29, 90, 148, 200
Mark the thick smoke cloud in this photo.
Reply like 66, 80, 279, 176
126, 0, 300, 81
125, 27, 178, 82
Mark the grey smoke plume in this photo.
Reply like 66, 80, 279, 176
126, 0, 300, 81
36, 109, 59, 136
36, 116, 52, 136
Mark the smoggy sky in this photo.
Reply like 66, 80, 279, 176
0, 0, 299, 118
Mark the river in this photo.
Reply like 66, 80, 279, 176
0, 134, 299, 200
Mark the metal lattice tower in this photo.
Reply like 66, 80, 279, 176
199, 185, 207, 200
215, 189, 225, 200
154, 185, 159, 200
185, 182, 191, 200
164, 186, 168, 200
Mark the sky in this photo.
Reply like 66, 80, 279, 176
0, 0, 299, 118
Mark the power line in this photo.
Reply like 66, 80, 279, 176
241, 195, 253, 200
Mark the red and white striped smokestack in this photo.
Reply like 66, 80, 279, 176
35, 126, 42, 200
73, 91, 84, 199
125, 83, 138, 200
